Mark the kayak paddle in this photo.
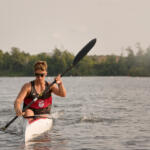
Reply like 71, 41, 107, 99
0, 38, 97, 131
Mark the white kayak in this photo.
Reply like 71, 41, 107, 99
23, 117, 53, 142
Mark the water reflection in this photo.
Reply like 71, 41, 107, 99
23, 132, 68, 150
24, 136, 52, 150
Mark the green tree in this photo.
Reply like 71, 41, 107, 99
0, 50, 4, 69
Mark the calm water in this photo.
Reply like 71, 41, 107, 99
0, 77, 150, 150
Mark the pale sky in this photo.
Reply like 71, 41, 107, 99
0, 0, 150, 55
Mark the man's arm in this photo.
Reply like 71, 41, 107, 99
14, 83, 30, 116
51, 74, 66, 97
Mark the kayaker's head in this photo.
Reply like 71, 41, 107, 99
34, 61, 47, 80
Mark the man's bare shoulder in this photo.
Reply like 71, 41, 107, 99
22, 82, 31, 91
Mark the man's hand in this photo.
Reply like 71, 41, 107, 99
55, 74, 62, 85
15, 108, 25, 116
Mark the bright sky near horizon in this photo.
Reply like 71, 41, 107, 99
0, 0, 150, 55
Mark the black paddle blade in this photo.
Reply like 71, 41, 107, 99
73, 38, 97, 66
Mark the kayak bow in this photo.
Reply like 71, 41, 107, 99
23, 117, 53, 142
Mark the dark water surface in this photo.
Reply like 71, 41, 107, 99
0, 77, 150, 150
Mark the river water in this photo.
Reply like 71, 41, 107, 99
0, 77, 150, 150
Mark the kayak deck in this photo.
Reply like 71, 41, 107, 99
24, 117, 53, 142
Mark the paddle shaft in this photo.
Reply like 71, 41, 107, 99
3, 116, 18, 130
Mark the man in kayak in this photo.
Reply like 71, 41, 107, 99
14, 61, 66, 119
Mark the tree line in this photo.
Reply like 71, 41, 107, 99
0, 44, 150, 76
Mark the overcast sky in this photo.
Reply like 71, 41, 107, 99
0, 0, 150, 55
